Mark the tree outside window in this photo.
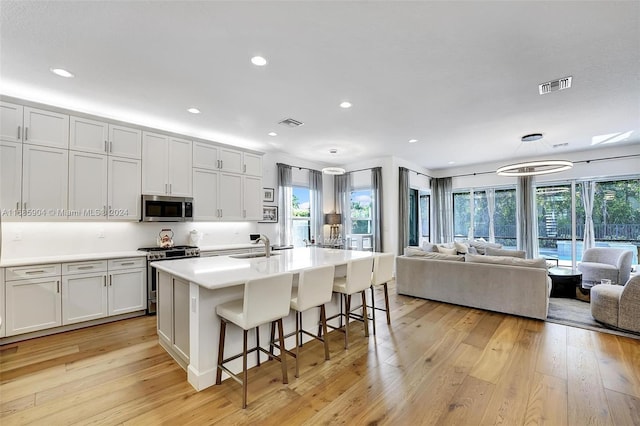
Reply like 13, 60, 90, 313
350, 189, 372, 234
292, 186, 311, 246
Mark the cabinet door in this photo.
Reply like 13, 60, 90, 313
219, 147, 243, 173
243, 176, 263, 220
69, 151, 108, 219
172, 277, 190, 362
0, 141, 22, 217
0, 101, 23, 143
23, 107, 69, 148
108, 269, 145, 316
192, 168, 219, 220
69, 116, 108, 154
157, 270, 173, 343
0, 269, 5, 337
109, 124, 141, 159
243, 152, 262, 176
168, 137, 192, 196
108, 157, 141, 220
22, 145, 68, 219
5, 277, 62, 335
218, 172, 243, 220
192, 141, 219, 170
141, 132, 169, 195
62, 273, 108, 324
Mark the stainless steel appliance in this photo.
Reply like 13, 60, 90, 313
138, 245, 200, 314
141, 195, 193, 222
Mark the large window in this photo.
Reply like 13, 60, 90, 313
408, 189, 430, 246
292, 186, 310, 246
536, 184, 574, 263
350, 188, 372, 234
453, 191, 470, 238
420, 192, 430, 239
493, 189, 517, 248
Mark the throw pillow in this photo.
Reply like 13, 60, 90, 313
468, 240, 502, 255
421, 241, 438, 253
467, 246, 479, 255
465, 254, 547, 269
415, 252, 465, 262
454, 241, 470, 254
485, 247, 526, 258
404, 247, 428, 257
437, 246, 458, 255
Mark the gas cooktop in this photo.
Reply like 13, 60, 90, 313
138, 245, 198, 251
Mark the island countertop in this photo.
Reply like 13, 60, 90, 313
151, 247, 378, 290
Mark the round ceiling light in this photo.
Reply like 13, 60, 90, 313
408, 139, 418, 143
251, 56, 267, 66
496, 160, 573, 176
322, 167, 346, 175
50, 68, 74, 78
187, 107, 200, 114
521, 133, 543, 142
268, 132, 277, 136
339, 101, 352, 109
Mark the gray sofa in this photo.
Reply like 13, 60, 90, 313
396, 254, 552, 320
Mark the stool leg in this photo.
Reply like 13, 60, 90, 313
383, 282, 391, 325
344, 294, 351, 349
320, 304, 330, 360
361, 290, 369, 337
242, 329, 248, 409
256, 325, 261, 367
277, 319, 288, 384
370, 285, 377, 335
269, 322, 276, 356
216, 319, 226, 385
295, 311, 301, 378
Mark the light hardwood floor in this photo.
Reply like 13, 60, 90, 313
1, 282, 639, 425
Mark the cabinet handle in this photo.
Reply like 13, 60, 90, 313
16, 201, 19, 210
77, 266, 94, 270
17, 126, 21, 140
243, 209, 246, 218
109, 141, 113, 153
220, 160, 223, 169
109, 275, 112, 286
104, 140, 108, 152
169, 183, 172, 194
25, 270, 46, 274
243, 164, 246, 173
57, 280, 60, 293
120, 262, 135, 266
104, 276, 107, 287
165, 183, 168, 194
103, 205, 107, 215
25, 127, 28, 141
217, 160, 221, 169
23, 202, 27, 210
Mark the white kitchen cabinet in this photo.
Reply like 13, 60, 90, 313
0, 101, 23, 143
192, 141, 219, 170
218, 172, 243, 220
156, 271, 189, 365
243, 175, 262, 220
22, 144, 68, 220
0, 268, 5, 337
219, 147, 243, 173
61, 261, 108, 325
68, 151, 108, 219
142, 132, 192, 196
70, 116, 141, 159
157, 270, 173, 345
192, 168, 219, 220
23, 107, 69, 149
5, 264, 62, 336
108, 156, 141, 220
0, 141, 22, 217
108, 268, 146, 316
243, 152, 262, 177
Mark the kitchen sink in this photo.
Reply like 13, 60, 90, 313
229, 252, 281, 259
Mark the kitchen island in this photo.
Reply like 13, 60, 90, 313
152, 247, 380, 391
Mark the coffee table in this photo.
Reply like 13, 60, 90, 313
549, 267, 582, 299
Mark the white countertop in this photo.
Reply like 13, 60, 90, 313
197, 243, 258, 252
152, 247, 379, 290
0, 251, 146, 268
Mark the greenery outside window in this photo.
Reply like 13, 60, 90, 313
292, 186, 311, 246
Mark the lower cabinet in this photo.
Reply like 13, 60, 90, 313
157, 271, 190, 364
62, 271, 108, 325
108, 268, 145, 316
0, 269, 6, 337
5, 275, 62, 335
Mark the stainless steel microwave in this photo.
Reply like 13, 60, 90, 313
141, 195, 193, 222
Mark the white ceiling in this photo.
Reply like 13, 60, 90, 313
1, 1, 639, 171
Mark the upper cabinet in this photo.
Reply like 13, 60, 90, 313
0, 102, 69, 148
142, 132, 192, 196
219, 147, 243, 173
70, 116, 141, 159
243, 152, 262, 177
22, 145, 68, 220
192, 141, 219, 170
193, 141, 262, 176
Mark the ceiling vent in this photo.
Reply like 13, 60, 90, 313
278, 118, 304, 128
553, 142, 569, 148
539, 76, 572, 95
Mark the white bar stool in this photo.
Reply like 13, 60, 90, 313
368, 253, 394, 335
215, 272, 293, 409
274, 264, 335, 378
325, 257, 374, 349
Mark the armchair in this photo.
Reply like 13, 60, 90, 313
577, 248, 633, 286
591, 275, 640, 334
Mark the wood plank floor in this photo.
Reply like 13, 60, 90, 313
2, 281, 639, 425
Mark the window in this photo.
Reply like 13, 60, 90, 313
291, 185, 311, 247
536, 184, 576, 266
409, 189, 430, 246
453, 191, 470, 238
420, 192, 430, 239
350, 188, 372, 234
493, 189, 517, 248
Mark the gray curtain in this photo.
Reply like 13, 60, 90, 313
398, 167, 409, 254
309, 169, 324, 243
486, 188, 496, 243
431, 177, 453, 244
516, 175, 539, 259
277, 163, 292, 246
334, 173, 351, 243
371, 167, 383, 252
582, 180, 596, 253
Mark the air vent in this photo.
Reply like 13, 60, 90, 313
553, 143, 569, 148
539, 76, 572, 95
278, 118, 304, 128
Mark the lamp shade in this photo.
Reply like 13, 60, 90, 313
324, 213, 342, 225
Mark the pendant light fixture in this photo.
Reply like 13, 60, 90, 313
496, 133, 573, 176
322, 148, 345, 175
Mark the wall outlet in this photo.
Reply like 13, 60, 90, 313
97, 229, 105, 238
13, 230, 22, 241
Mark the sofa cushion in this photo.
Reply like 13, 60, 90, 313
465, 254, 547, 269
404, 249, 464, 261
468, 240, 502, 255
454, 241, 471, 254
437, 246, 458, 255
485, 247, 526, 258
421, 242, 438, 252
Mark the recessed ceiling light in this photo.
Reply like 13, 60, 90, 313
251, 56, 267, 66
50, 68, 74, 78
339, 101, 352, 109
187, 107, 200, 114
268, 132, 277, 137
448, 161, 456, 165
521, 133, 543, 142
408, 139, 418, 143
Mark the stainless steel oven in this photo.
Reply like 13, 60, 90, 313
138, 245, 200, 314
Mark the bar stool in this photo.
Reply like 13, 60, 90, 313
272, 265, 335, 378
215, 272, 293, 409
368, 253, 394, 335
326, 257, 374, 349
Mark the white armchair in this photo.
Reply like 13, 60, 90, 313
578, 248, 633, 285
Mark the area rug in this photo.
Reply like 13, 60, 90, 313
547, 297, 640, 340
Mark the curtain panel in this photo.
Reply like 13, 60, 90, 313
277, 163, 293, 246
486, 188, 496, 243
516, 175, 539, 259
334, 173, 351, 242
309, 169, 324, 243
430, 177, 453, 244
398, 167, 409, 254
582, 180, 596, 253
372, 167, 383, 252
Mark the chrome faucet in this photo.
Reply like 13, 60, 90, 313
256, 234, 271, 258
